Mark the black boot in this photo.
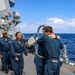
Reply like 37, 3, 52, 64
10, 68, 13, 71
1, 68, 5, 71
4, 70, 9, 74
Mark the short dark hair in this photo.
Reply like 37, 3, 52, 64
15, 32, 21, 36
42, 26, 53, 33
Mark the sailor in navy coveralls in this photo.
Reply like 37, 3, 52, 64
0, 31, 12, 74
10, 32, 28, 75
37, 26, 63, 75
34, 26, 61, 75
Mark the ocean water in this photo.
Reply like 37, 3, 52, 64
23, 33, 75, 62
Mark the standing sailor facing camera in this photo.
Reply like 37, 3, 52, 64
10, 32, 28, 75
0, 31, 12, 74
34, 26, 61, 75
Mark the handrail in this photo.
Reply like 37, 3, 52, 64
62, 45, 75, 66
37, 25, 45, 38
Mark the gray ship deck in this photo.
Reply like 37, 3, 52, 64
0, 53, 75, 75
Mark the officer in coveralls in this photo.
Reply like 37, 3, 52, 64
37, 26, 63, 75
0, 38, 4, 60
34, 43, 45, 75
34, 27, 61, 75
21, 35, 28, 47
21, 35, 26, 43
0, 31, 12, 74
10, 32, 28, 75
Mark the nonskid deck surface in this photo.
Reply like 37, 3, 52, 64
0, 53, 75, 75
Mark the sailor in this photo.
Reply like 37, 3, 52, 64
34, 27, 61, 75
34, 43, 45, 75
21, 35, 28, 46
10, 32, 28, 75
21, 35, 26, 43
21, 35, 29, 55
0, 31, 12, 74
37, 26, 63, 75
0, 38, 3, 59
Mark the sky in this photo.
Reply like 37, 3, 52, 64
12, 0, 75, 33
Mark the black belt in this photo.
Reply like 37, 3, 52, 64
49, 57, 59, 59
36, 54, 45, 59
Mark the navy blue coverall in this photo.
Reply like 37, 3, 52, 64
0, 37, 12, 71
36, 35, 63, 75
0, 38, 4, 58
0, 38, 3, 54
21, 38, 26, 43
34, 44, 45, 75
10, 39, 28, 75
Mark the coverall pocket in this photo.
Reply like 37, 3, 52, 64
46, 59, 59, 70
51, 62, 59, 70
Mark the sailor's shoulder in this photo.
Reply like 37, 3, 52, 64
0, 37, 3, 39
0, 38, 4, 41
20, 39, 25, 45
11, 39, 16, 44
42, 35, 50, 40
10, 40, 17, 46
21, 38, 26, 42
38, 35, 45, 39
12, 39, 16, 42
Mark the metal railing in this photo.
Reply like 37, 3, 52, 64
62, 45, 75, 66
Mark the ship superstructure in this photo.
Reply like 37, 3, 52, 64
0, 0, 21, 38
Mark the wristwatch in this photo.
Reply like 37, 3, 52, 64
55, 35, 57, 39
